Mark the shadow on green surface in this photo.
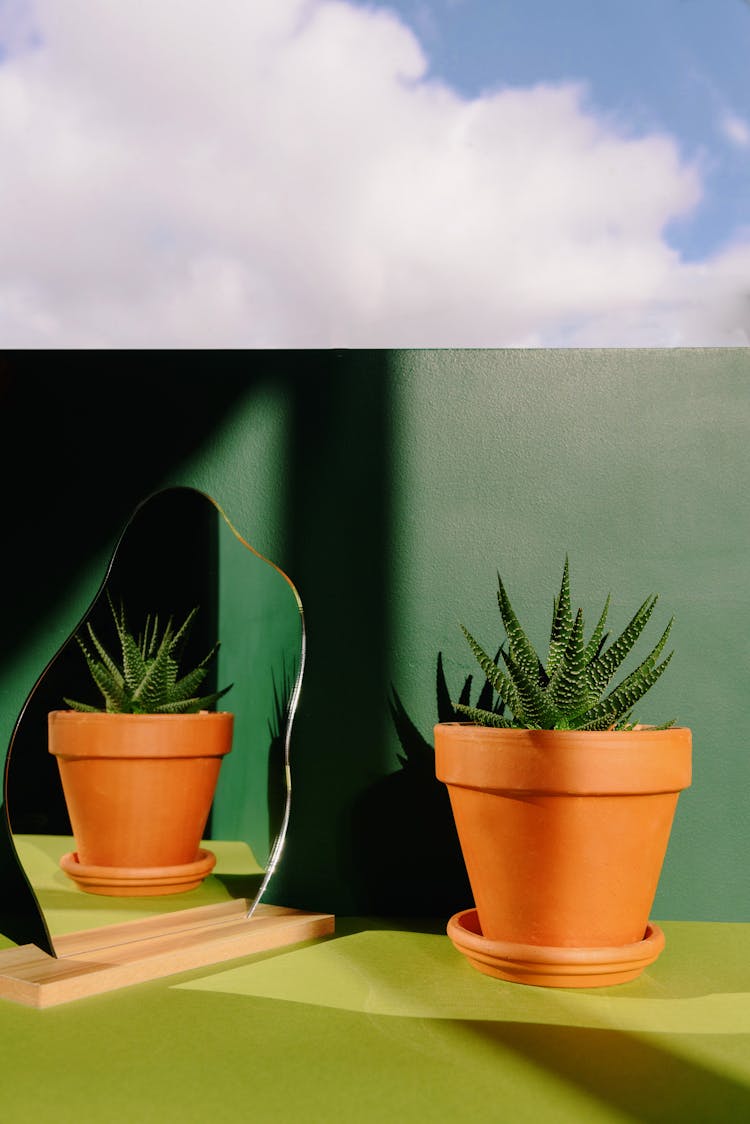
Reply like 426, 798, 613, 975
213, 873, 266, 900
264, 915, 750, 1122
461, 1018, 750, 1123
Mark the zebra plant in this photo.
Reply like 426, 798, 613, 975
64, 596, 233, 714
456, 557, 675, 731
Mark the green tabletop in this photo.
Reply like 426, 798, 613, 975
1, 838, 749, 1122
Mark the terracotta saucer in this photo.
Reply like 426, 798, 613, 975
447, 908, 666, 988
59, 848, 217, 897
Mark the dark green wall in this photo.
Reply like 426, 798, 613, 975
1, 349, 747, 923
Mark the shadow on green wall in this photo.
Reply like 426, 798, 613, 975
265, 352, 399, 915
0, 357, 250, 677
348, 652, 474, 918
268, 353, 473, 918
0, 352, 471, 923
346, 647, 509, 918
5, 487, 219, 839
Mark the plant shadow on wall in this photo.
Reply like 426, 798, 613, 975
351, 652, 504, 918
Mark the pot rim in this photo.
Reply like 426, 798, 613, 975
434, 721, 691, 733
48, 708, 234, 760
434, 722, 692, 795
49, 709, 234, 719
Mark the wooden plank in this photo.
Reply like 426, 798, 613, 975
54, 897, 259, 956
0, 903, 335, 1009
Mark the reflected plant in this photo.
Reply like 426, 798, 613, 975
64, 595, 233, 714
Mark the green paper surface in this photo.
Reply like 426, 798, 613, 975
1, 840, 749, 1122
174, 921, 750, 1035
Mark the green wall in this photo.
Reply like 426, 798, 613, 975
1, 350, 747, 924
381, 349, 749, 924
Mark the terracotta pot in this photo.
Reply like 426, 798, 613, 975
48, 710, 233, 895
434, 723, 691, 985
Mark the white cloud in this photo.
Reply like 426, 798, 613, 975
719, 110, 750, 150
0, 0, 748, 347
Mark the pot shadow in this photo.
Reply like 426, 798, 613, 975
350, 652, 503, 919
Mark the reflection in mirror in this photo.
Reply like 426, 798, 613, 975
0, 486, 303, 956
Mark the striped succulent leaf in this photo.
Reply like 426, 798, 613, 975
456, 559, 676, 731
585, 596, 658, 695
497, 574, 548, 686
577, 652, 674, 730
582, 594, 610, 665
546, 556, 573, 676
460, 625, 524, 717
454, 703, 514, 728
546, 608, 593, 718
501, 647, 557, 728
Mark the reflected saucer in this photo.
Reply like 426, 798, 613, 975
59, 848, 217, 897
447, 908, 666, 988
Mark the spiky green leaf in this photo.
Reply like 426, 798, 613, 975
454, 703, 514, 728
133, 630, 175, 709
455, 557, 676, 731
546, 607, 596, 719
579, 652, 673, 729
120, 628, 148, 693
85, 655, 130, 712
80, 627, 124, 695
546, 556, 573, 676
501, 648, 557, 728
586, 596, 658, 694
460, 626, 523, 716
154, 683, 234, 715
141, 613, 160, 661
475, 647, 503, 713
582, 594, 610, 666
496, 574, 544, 686
168, 606, 199, 661
169, 665, 209, 703
63, 696, 105, 713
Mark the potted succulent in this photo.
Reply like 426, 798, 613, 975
48, 596, 234, 897
434, 557, 692, 987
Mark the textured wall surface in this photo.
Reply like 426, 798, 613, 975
1, 349, 747, 924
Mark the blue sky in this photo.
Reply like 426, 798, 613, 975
358, 0, 750, 261
0, 0, 748, 347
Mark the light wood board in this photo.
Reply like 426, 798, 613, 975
0, 900, 335, 1009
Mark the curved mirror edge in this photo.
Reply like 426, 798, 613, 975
1, 486, 302, 956
1, 727, 55, 954
207, 493, 303, 919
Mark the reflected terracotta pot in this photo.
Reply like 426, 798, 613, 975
434, 723, 691, 985
48, 710, 233, 895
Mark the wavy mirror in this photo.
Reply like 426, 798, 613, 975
0, 486, 303, 958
